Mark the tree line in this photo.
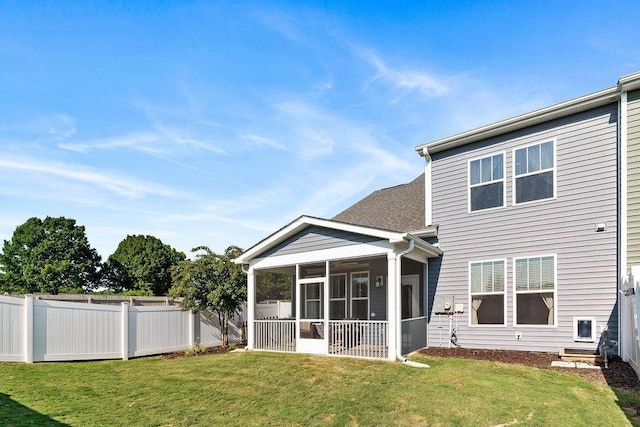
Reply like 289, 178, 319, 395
0, 216, 248, 346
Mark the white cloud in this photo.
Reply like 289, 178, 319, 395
0, 155, 182, 200
241, 134, 288, 150
0, 114, 77, 139
356, 48, 449, 100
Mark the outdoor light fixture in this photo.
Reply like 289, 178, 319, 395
375, 276, 384, 287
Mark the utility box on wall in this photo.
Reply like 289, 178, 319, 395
433, 295, 455, 314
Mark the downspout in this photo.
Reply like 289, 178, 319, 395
395, 238, 414, 362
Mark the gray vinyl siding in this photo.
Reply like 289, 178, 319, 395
628, 89, 640, 269
428, 104, 619, 353
261, 226, 380, 257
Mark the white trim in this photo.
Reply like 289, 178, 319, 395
416, 86, 619, 155
249, 241, 393, 270
468, 259, 507, 327
235, 215, 442, 264
468, 151, 507, 213
512, 254, 558, 328
512, 139, 557, 206
573, 316, 597, 342
424, 151, 433, 226
620, 90, 628, 353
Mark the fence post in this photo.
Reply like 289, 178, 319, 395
189, 311, 196, 347
24, 294, 34, 363
121, 302, 129, 360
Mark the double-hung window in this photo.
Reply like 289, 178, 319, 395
514, 141, 555, 204
469, 260, 505, 325
515, 255, 555, 326
469, 153, 505, 212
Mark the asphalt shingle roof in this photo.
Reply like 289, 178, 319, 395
332, 173, 425, 233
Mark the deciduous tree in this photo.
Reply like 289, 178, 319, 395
106, 235, 185, 295
0, 216, 102, 294
170, 245, 247, 347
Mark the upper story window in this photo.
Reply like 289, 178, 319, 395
469, 260, 505, 325
514, 140, 555, 204
469, 153, 505, 212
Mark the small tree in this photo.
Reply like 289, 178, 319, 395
170, 245, 246, 347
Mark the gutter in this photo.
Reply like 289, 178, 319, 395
416, 86, 619, 155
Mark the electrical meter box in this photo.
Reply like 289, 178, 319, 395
434, 295, 455, 314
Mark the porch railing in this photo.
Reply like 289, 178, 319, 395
254, 320, 296, 352
328, 320, 388, 359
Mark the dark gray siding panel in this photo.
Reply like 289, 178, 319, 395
261, 226, 380, 258
428, 104, 619, 353
628, 89, 640, 268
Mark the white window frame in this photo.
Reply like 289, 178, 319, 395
468, 259, 507, 327
512, 139, 557, 206
468, 151, 506, 213
302, 281, 323, 320
329, 273, 347, 320
512, 254, 557, 328
350, 271, 369, 320
573, 317, 597, 342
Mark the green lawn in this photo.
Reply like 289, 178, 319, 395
0, 351, 635, 426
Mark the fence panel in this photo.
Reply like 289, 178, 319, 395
0, 295, 25, 362
33, 299, 122, 362
129, 306, 191, 357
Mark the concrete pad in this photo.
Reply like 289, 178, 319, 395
551, 361, 576, 368
575, 362, 600, 369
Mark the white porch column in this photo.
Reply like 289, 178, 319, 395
247, 268, 255, 350
387, 254, 397, 361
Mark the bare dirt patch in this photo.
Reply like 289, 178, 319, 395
161, 345, 241, 359
417, 347, 639, 389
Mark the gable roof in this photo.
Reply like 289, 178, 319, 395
332, 174, 426, 233
234, 215, 441, 264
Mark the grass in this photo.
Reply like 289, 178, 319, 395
0, 351, 635, 426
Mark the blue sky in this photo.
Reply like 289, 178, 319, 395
1, 1, 639, 259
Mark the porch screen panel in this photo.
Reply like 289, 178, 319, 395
351, 272, 369, 320
301, 282, 324, 319
330, 274, 346, 320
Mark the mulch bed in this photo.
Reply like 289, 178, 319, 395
418, 347, 640, 389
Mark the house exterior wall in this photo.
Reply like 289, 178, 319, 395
628, 89, 640, 269
261, 226, 380, 257
427, 103, 619, 352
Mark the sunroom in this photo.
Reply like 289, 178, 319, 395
234, 216, 442, 361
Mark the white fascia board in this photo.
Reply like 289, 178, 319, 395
234, 215, 407, 264
248, 240, 394, 270
415, 86, 619, 156
618, 71, 640, 92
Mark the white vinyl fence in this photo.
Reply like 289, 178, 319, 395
0, 295, 244, 363
621, 268, 640, 376
255, 300, 292, 319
